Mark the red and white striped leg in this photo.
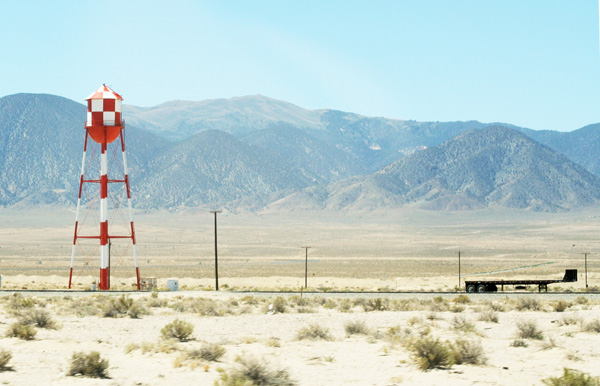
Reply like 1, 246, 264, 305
69, 132, 89, 289
121, 132, 141, 290
99, 143, 110, 290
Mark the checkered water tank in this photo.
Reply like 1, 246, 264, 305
84, 85, 124, 144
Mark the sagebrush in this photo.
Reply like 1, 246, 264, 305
68, 351, 109, 378
215, 355, 297, 386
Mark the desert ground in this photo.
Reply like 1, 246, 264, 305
0, 206, 599, 291
1, 207, 600, 385
0, 291, 600, 385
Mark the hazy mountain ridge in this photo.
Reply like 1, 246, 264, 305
123, 95, 324, 140
136, 129, 319, 209
268, 126, 600, 212
2, 93, 600, 212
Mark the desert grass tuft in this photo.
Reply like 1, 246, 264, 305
516, 320, 544, 340
451, 315, 476, 333
193, 342, 226, 362
542, 368, 600, 386
269, 297, 287, 314
510, 339, 529, 348
449, 339, 487, 365
558, 314, 582, 327
358, 298, 389, 312
408, 337, 452, 371
6, 293, 39, 311
6, 322, 36, 340
479, 309, 499, 323
551, 300, 572, 313
20, 308, 58, 329
0, 349, 13, 371
345, 320, 369, 336
102, 295, 148, 319
215, 355, 297, 386
514, 297, 541, 311
583, 319, 600, 333
453, 294, 471, 304
266, 337, 281, 347
161, 319, 194, 342
68, 351, 109, 378
297, 323, 333, 341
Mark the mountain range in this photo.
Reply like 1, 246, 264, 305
1, 92, 600, 212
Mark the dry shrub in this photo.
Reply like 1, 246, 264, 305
0, 349, 12, 371
296, 306, 316, 314
486, 301, 505, 312
429, 302, 449, 312
297, 324, 333, 341
516, 319, 544, 340
7, 293, 38, 310
102, 295, 147, 319
6, 322, 36, 340
194, 342, 226, 362
289, 295, 309, 307
559, 314, 582, 327
269, 297, 287, 314
66, 297, 101, 317
541, 336, 557, 350
68, 351, 109, 378
322, 299, 337, 309
514, 297, 541, 311
145, 293, 169, 308
511, 339, 529, 348
20, 308, 58, 329
215, 355, 297, 386
408, 337, 452, 371
426, 311, 439, 321
171, 297, 225, 316
450, 304, 466, 313
450, 339, 487, 365
451, 315, 475, 333
386, 325, 413, 345
161, 319, 194, 342
337, 298, 352, 312
552, 300, 572, 313
358, 298, 389, 312
453, 294, 471, 304
542, 368, 600, 386
176, 342, 226, 368
479, 309, 499, 323
345, 320, 369, 336
583, 319, 600, 333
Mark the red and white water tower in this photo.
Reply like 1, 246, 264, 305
69, 85, 141, 290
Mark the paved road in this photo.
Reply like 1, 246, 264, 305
2, 289, 599, 302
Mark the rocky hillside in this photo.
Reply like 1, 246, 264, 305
2, 93, 600, 212
267, 126, 600, 212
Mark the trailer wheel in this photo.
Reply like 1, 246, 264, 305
477, 284, 487, 293
467, 284, 476, 293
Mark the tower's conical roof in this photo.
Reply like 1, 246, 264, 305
85, 84, 123, 100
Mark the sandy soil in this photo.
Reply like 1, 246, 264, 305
1, 208, 599, 384
0, 290, 599, 385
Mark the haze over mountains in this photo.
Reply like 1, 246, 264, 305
1, 92, 600, 212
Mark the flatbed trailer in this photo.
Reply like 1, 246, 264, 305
465, 269, 577, 293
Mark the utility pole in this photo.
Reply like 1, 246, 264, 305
301, 246, 311, 289
584, 252, 589, 288
458, 251, 462, 290
210, 210, 222, 291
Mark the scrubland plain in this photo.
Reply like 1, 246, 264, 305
0, 292, 599, 385
1, 207, 600, 384
0, 206, 598, 291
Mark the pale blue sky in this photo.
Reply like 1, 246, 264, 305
1, 1, 598, 131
